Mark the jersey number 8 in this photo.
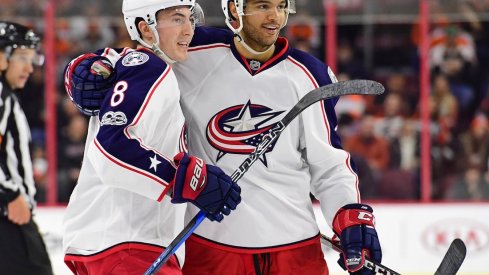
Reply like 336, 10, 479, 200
111, 81, 128, 107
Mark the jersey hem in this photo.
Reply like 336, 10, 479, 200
64, 241, 165, 262
189, 233, 321, 254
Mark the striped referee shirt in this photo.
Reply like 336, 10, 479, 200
0, 79, 36, 209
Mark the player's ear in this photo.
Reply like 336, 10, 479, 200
229, 1, 239, 22
137, 20, 154, 42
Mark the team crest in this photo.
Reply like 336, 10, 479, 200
122, 52, 149, 67
206, 100, 284, 166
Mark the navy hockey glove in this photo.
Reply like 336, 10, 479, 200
64, 54, 115, 116
170, 153, 241, 222
332, 203, 382, 275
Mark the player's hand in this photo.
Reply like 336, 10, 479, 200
7, 195, 31, 225
170, 153, 241, 222
64, 53, 115, 116
332, 203, 382, 275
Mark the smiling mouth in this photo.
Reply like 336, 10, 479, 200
177, 42, 189, 47
263, 25, 280, 33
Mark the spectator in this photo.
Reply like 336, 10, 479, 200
446, 157, 489, 200
375, 93, 407, 141
344, 115, 390, 177
57, 114, 87, 202
459, 113, 489, 173
431, 24, 477, 113
430, 73, 459, 136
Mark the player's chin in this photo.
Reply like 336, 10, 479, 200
172, 49, 189, 62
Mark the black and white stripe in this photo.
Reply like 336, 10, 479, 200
0, 80, 36, 207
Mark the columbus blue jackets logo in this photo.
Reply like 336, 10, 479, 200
206, 100, 284, 166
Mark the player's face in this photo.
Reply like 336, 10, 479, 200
155, 6, 194, 62
5, 48, 35, 89
241, 0, 287, 51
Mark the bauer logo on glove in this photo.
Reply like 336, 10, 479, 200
170, 153, 241, 222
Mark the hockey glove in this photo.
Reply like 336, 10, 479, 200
64, 54, 115, 116
170, 153, 241, 222
332, 203, 382, 275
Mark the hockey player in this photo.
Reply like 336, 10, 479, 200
62, 1, 241, 274
66, 0, 383, 274
0, 21, 53, 274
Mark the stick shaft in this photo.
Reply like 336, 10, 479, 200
321, 234, 401, 275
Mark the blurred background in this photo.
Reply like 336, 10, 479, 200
2, 0, 488, 274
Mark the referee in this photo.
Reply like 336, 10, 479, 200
0, 21, 53, 274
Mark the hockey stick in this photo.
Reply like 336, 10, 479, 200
434, 238, 466, 275
321, 234, 467, 275
144, 79, 385, 274
321, 234, 401, 275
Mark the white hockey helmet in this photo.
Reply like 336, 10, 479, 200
221, 0, 296, 34
123, 0, 196, 41
122, 0, 203, 63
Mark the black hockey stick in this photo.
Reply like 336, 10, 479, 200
434, 238, 466, 275
321, 234, 467, 275
145, 80, 385, 274
321, 234, 401, 275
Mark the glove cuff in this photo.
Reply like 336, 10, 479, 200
332, 203, 375, 235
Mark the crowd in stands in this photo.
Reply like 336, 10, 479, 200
2, 0, 489, 203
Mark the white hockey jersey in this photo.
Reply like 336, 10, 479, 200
63, 48, 187, 264
174, 27, 360, 253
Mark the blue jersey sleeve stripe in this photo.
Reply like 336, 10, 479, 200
96, 53, 176, 185
93, 139, 173, 186
287, 55, 346, 149
125, 66, 172, 126
287, 56, 334, 145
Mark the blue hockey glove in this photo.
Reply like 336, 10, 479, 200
64, 54, 115, 116
332, 203, 382, 275
170, 153, 241, 222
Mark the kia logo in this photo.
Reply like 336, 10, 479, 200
422, 218, 489, 255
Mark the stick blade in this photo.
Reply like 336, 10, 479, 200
434, 238, 467, 275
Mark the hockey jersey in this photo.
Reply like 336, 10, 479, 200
63, 48, 187, 264
174, 27, 360, 252
66, 25, 361, 256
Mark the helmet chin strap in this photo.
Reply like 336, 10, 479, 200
151, 44, 177, 65
234, 32, 274, 56
137, 26, 177, 65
